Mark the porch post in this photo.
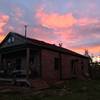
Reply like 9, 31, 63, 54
0, 54, 2, 71
26, 48, 30, 79
0, 54, 1, 66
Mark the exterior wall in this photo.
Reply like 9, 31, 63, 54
82, 59, 90, 77
61, 54, 72, 79
70, 57, 89, 79
29, 51, 41, 78
61, 53, 89, 80
41, 49, 90, 81
0, 47, 90, 80
72, 57, 89, 79
77, 58, 89, 79
75, 57, 84, 79
41, 49, 60, 81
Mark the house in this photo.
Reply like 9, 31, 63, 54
0, 32, 90, 86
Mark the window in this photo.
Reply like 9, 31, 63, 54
54, 58, 60, 70
7, 37, 15, 44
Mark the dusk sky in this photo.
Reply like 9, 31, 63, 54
0, 0, 100, 56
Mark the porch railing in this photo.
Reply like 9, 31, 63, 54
0, 69, 27, 79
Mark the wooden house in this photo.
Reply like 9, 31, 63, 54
0, 32, 90, 86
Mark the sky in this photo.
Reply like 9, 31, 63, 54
0, 0, 100, 56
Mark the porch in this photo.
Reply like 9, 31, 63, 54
0, 45, 41, 86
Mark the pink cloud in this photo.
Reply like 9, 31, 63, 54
31, 25, 100, 56
35, 8, 100, 55
31, 26, 55, 44
36, 8, 76, 29
0, 13, 9, 33
78, 18, 98, 26
72, 45, 100, 56
36, 7, 99, 29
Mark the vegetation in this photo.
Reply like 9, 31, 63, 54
1, 79, 100, 100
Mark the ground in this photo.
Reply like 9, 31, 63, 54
0, 79, 100, 100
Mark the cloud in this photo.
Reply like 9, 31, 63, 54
11, 6, 27, 25
0, 2, 99, 56
35, 7, 100, 56
73, 44, 100, 56
29, 25, 57, 43
36, 7, 100, 28
0, 13, 9, 33
35, 7, 81, 46
11, 5, 24, 18
36, 8, 76, 29
78, 18, 98, 26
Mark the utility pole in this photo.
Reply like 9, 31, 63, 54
24, 25, 28, 38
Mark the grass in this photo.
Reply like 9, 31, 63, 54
1, 79, 100, 100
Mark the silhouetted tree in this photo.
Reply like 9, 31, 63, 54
58, 42, 63, 47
